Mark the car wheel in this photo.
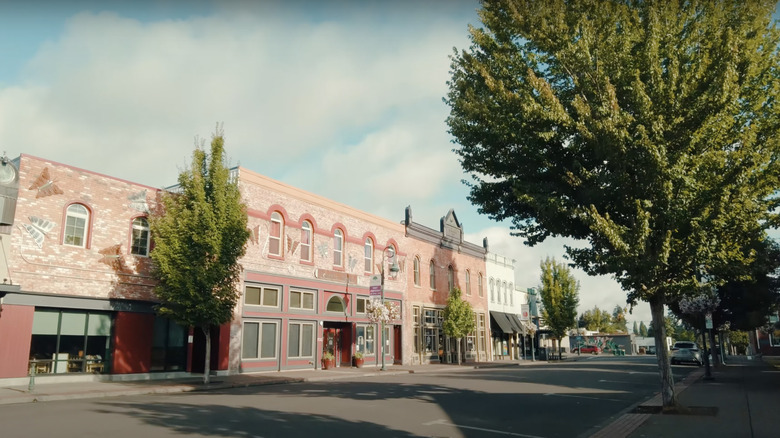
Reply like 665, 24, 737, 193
671, 359, 677, 365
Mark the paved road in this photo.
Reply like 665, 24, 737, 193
0, 356, 695, 438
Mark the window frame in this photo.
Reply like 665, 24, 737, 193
289, 289, 316, 311
478, 273, 484, 297
490, 278, 495, 303
356, 296, 368, 314
333, 229, 344, 267
356, 324, 375, 356
429, 260, 436, 290
465, 270, 471, 295
287, 321, 315, 359
63, 203, 90, 248
269, 212, 284, 257
244, 285, 281, 309
447, 265, 455, 291
413, 256, 421, 286
300, 220, 313, 263
364, 237, 374, 273
130, 216, 150, 256
241, 320, 278, 360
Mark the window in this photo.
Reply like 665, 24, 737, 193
448, 266, 455, 291
151, 317, 187, 372
326, 296, 345, 312
64, 203, 89, 247
245, 285, 280, 308
465, 271, 471, 295
333, 229, 343, 266
490, 278, 495, 303
29, 309, 113, 374
288, 322, 314, 358
242, 321, 278, 359
289, 289, 315, 310
300, 220, 313, 262
509, 283, 514, 305
356, 325, 375, 355
497, 281, 502, 304
429, 260, 436, 289
269, 212, 283, 256
131, 217, 150, 256
503, 281, 508, 305
413, 256, 421, 286
413, 306, 421, 354
356, 297, 368, 314
478, 273, 484, 297
364, 238, 374, 273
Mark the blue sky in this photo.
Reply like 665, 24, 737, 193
2, 1, 776, 326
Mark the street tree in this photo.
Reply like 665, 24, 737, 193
633, 321, 639, 336
579, 306, 613, 333
639, 321, 648, 337
538, 257, 580, 359
612, 306, 628, 333
442, 287, 476, 365
149, 127, 251, 384
446, 0, 780, 407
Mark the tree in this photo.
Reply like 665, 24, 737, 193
442, 287, 476, 365
612, 306, 628, 333
149, 127, 251, 384
538, 257, 580, 359
639, 321, 648, 337
446, 0, 780, 407
579, 306, 613, 333
632, 321, 639, 336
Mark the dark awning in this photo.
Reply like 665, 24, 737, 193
489, 311, 513, 334
505, 313, 525, 333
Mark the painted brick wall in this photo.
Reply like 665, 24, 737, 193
9, 155, 158, 301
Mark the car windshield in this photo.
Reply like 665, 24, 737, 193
675, 342, 696, 349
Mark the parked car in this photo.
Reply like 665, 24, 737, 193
646, 345, 656, 355
574, 344, 601, 354
671, 341, 702, 366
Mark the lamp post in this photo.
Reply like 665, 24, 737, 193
379, 247, 400, 371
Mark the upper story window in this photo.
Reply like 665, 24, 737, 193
130, 217, 150, 256
300, 220, 313, 262
326, 296, 345, 312
245, 285, 280, 308
413, 256, 421, 286
465, 270, 471, 295
503, 281, 508, 304
497, 281, 502, 304
490, 278, 495, 303
269, 212, 283, 257
447, 266, 455, 291
289, 289, 315, 311
333, 229, 344, 267
429, 260, 436, 289
64, 203, 89, 247
364, 238, 374, 273
478, 273, 484, 297
509, 283, 514, 305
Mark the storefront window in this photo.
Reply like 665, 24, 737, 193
150, 317, 187, 372
29, 309, 111, 374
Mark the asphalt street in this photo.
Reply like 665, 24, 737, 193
0, 356, 695, 438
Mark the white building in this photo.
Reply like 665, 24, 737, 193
486, 252, 524, 360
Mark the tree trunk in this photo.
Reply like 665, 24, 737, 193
203, 326, 211, 385
456, 337, 462, 365
650, 295, 677, 408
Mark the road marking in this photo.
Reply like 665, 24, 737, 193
544, 393, 624, 402
423, 419, 546, 437
598, 379, 655, 385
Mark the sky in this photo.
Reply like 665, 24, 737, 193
4, 0, 776, 327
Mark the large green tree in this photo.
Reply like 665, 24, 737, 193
442, 287, 476, 365
538, 257, 580, 359
579, 305, 614, 332
446, 0, 780, 407
149, 127, 250, 384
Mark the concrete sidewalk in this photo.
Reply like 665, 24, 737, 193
593, 356, 780, 438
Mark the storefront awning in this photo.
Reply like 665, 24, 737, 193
489, 311, 513, 334
505, 313, 525, 333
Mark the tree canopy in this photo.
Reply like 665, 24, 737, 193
579, 304, 628, 333
446, 0, 780, 407
443, 287, 476, 365
149, 127, 250, 383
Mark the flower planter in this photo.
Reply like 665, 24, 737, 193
353, 357, 364, 368
322, 358, 335, 370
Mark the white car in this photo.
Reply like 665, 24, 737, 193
670, 341, 702, 366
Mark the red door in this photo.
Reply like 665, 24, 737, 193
324, 328, 341, 367
393, 325, 402, 364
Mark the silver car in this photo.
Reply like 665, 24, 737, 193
670, 341, 702, 366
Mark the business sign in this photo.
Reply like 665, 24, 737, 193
520, 304, 530, 321
369, 274, 382, 297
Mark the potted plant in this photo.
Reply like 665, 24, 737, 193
353, 351, 364, 368
321, 352, 335, 370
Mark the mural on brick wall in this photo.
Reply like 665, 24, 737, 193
22, 216, 55, 248
248, 224, 260, 245
348, 254, 358, 271
286, 234, 299, 256
127, 190, 149, 213
28, 167, 64, 198
317, 242, 329, 259
99, 244, 130, 272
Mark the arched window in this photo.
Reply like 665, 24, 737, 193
465, 270, 471, 295
503, 281, 508, 304
131, 217, 150, 256
300, 220, 313, 262
64, 203, 89, 247
326, 296, 345, 312
364, 238, 374, 273
333, 229, 344, 267
269, 212, 283, 256
478, 273, 483, 297
497, 280, 502, 304
429, 260, 436, 289
509, 283, 514, 305
447, 265, 455, 291
413, 256, 421, 286
490, 278, 495, 302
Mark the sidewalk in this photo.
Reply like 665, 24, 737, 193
595, 356, 780, 438
0, 358, 537, 406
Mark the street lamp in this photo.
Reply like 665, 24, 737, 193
380, 247, 400, 371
